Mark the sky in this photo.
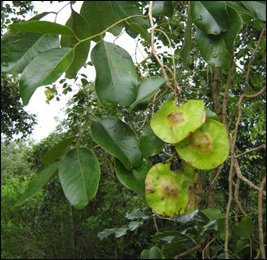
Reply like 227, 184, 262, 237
20, 1, 148, 142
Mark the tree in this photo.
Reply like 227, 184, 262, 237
1, 73, 37, 140
1, 1, 266, 259
1, 1, 37, 141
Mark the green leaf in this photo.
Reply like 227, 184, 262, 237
98, 228, 116, 240
128, 221, 142, 231
181, 4, 193, 64
196, 30, 231, 67
200, 208, 224, 221
9, 20, 75, 36
234, 238, 250, 255
233, 216, 254, 238
43, 136, 76, 167
59, 148, 100, 209
91, 118, 143, 169
141, 247, 165, 259
115, 158, 139, 192
130, 77, 166, 110
195, 7, 242, 68
13, 162, 59, 209
241, 1, 266, 21
115, 228, 128, 238
225, 2, 254, 17
174, 210, 200, 223
112, 1, 150, 42
20, 47, 74, 105
200, 219, 218, 235
29, 12, 55, 21
115, 158, 151, 196
80, 1, 122, 41
126, 209, 150, 220
61, 9, 91, 79
153, 1, 173, 17
191, 1, 230, 35
205, 107, 219, 121
1, 32, 59, 73
140, 122, 164, 158
91, 41, 138, 107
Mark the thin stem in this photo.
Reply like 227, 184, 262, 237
148, 1, 175, 93
244, 24, 266, 94
222, 55, 234, 125
153, 215, 159, 232
76, 104, 100, 146
77, 14, 148, 45
235, 144, 266, 159
54, 2, 71, 22
155, 28, 180, 96
258, 175, 266, 259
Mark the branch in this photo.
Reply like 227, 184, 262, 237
224, 148, 235, 259
227, 108, 238, 130
213, 68, 222, 121
258, 175, 266, 259
234, 158, 266, 197
174, 236, 207, 259
234, 178, 247, 224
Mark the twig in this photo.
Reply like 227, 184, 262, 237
258, 175, 266, 259
234, 158, 266, 197
202, 235, 218, 259
136, 112, 148, 132
155, 28, 180, 96
148, 1, 175, 93
78, 14, 148, 44
234, 178, 247, 223
234, 144, 266, 159
244, 24, 266, 94
206, 164, 225, 207
54, 2, 71, 22
227, 108, 238, 130
153, 215, 159, 232
174, 236, 207, 259
76, 104, 100, 146
222, 55, 234, 125
213, 68, 222, 121
203, 65, 210, 95
174, 244, 201, 259
232, 86, 266, 154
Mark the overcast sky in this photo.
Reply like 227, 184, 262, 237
19, 1, 148, 142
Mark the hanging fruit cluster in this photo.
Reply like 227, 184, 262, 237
145, 98, 229, 216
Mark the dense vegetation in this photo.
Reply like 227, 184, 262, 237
1, 1, 266, 259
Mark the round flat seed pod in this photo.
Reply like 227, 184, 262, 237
175, 119, 230, 169
145, 163, 200, 217
150, 99, 205, 144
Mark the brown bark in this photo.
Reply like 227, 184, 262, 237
213, 68, 222, 122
